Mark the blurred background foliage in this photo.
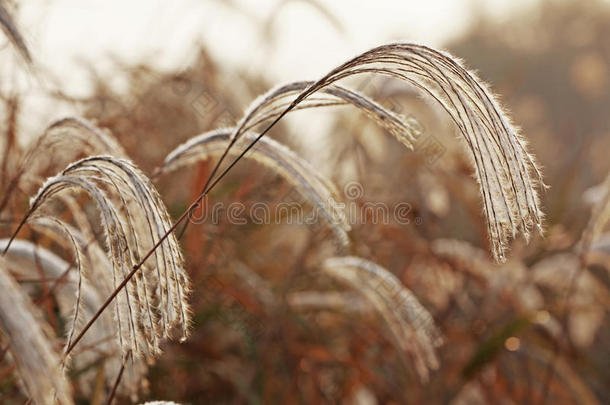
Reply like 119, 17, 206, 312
0, 0, 609, 404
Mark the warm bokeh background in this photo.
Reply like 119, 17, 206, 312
1, 0, 609, 404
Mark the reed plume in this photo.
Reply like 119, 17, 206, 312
0, 256, 73, 405
21, 118, 126, 180
230, 81, 421, 146
322, 256, 442, 381
0, 234, 147, 399
34, 117, 126, 157
157, 128, 350, 247
1, 118, 126, 211
0, 236, 112, 353
17, 155, 190, 360
30, 216, 89, 355
224, 43, 543, 262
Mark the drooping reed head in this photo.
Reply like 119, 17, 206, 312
0, 237, 147, 399
322, 256, 442, 381
227, 43, 544, 262
0, 256, 73, 405
157, 128, 350, 248
27, 155, 191, 360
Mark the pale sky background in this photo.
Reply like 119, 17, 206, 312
14, 0, 543, 96
14, 0, 602, 144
